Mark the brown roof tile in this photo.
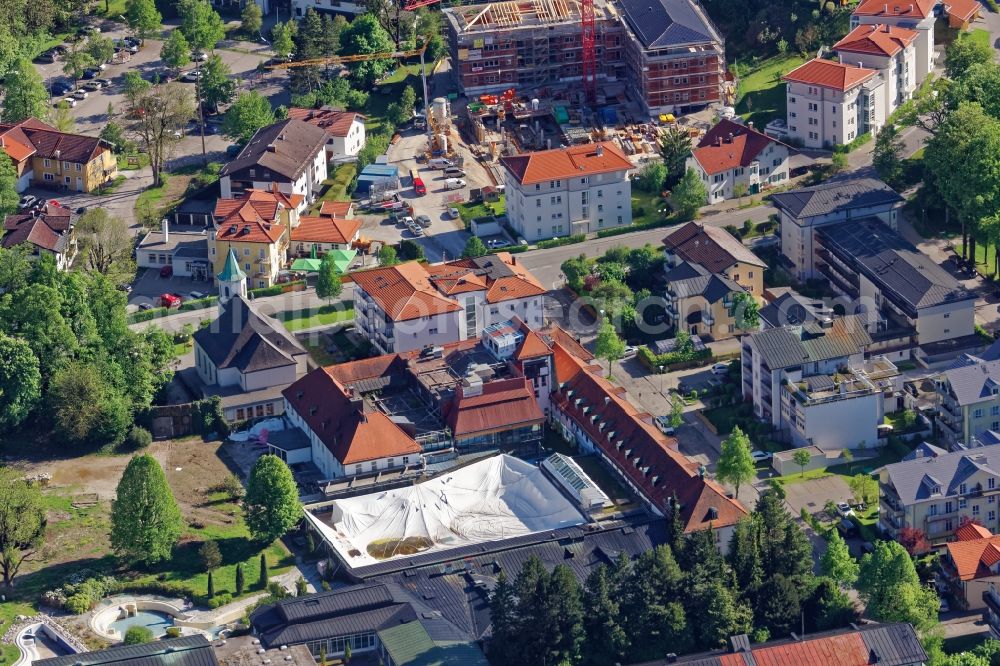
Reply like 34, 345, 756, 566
500, 141, 633, 185
287, 107, 363, 138
445, 377, 544, 437
350, 262, 463, 321
782, 58, 877, 91
834, 24, 918, 57
292, 215, 361, 245
664, 221, 766, 272
692, 119, 782, 176
214, 190, 288, 244
853, 0, 936, 17
220, 119, 329, 182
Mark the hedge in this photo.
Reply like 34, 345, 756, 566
536, 234, 586, 249
596, 215, 678, 238
636, 344, 712, 372
833, 132, 872, 154
179, 296, 218, 312
248, 280, 306, 298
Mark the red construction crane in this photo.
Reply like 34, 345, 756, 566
580, 0, 597, 105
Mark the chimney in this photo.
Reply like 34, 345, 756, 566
267, 144, 277, 152
162, 217, 169, 243
747, 121, 754, 129
595, 143, 604, 156
54, 149, 60, 160
715, 136, 722, 146
726, 132, 734, 143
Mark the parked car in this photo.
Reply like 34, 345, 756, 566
939, 597, 950, 613
159, 265, 173, 278
711, 362, 730, 375
837, 518, 857, 537
443, 167, 466, 177
116, 283, 132, 293
83, 81, 103, 91
51, 81, 75, 96
34, 49, 59, 63
95, 78, 112, 88
56, 97, 77, 108
409, 225, 424, 237
138, 303, 153, 311
448, 207, 460, 220
75, 207, 87, 215
18, 195, 37, 209
750, 450, 771, 463
836, 502, 855, 518
488, 238, 511, 249
160, 293, 183, 308
72, 89, 88, 100
400, 216, 415, 229
445, 178, 466, 190
192, 50, 208, 62
180, 69, 203, 83
415, 215, 431, 228
189, 290, 206, 300
654, 415, 676, 436
81, 67, 100, 80
114, 39, 139, 53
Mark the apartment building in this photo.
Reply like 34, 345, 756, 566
443, 0, 723, 116
782, 58, 884, 149
286, 107, 366, 163
210, 188, 301, 289
350, 254, 546, 355
815, 218, 976, 346
687, 119, 790, 203
219, 119, 328, 211
835, 24, 918, 120
0, 118, 117, 193
942, 523, 1000, 611
879, 445, 1000, 543
939, 358, 1000, 448
664, 221, 767, 298
502, 141, 633, 242
851, 0, 936, 83
2, 204, 77, 270
772, 176, 904, 281
740, 315, 900, 451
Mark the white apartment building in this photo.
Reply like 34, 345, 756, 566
219, 119, 329, 212
687, 118, 790, 203
783, 58, 885, 149
851, 0, 936, 83
835, 24, 918, 120
502, 141, 633, 242
351, 254, 547, 355
287, 108, 367, 163
290, 0, 365, 19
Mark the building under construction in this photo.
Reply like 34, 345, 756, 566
443, 0, 725, 117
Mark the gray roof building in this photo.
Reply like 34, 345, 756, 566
759, 287, 833, 328
36, 636, 217, 666
665, 261, 741, 302
618, 0, 722, 49
192, 296, 307, 374
944, 358, 1000, 407
220, 119, 328, 184
769, 177, 903, 219
746, 315, 871, 370
883, 445, 1000, 504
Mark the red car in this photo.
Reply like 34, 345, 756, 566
160, 293, 183, 308
159, 265, 173, 278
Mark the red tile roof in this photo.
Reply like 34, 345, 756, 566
351, 262, 463, 321
287, 107, 363, 138
445, 377, 544, 437
500, 141, 633, 185
424, 253, 546, 304
664, 221, 766, 271
943, 0, 982, 19
853, 0, 936, 17
752, 632, 868, 666
2, 205, 74, 253
0, 118, 109, 164
214, 190, 289, 244
946, 534, 1000, 580
319, 201, 354, 219
0, 125, 37, 163
291, 215, 361, 245
512, 318, 552, 361
956, 522, 993, 541
282, 367, 422, 465
834, 24, 918, 57
692, 119, 780, 176
783, 58, 877, 91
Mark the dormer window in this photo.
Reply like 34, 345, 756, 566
991, 478, 996, 490
961, 483, 968, 495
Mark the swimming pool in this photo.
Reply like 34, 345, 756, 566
108, 611, 174, 638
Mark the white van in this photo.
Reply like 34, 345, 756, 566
445, 178, 466, 190
428, 158, 453, 169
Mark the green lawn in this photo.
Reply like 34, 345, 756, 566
457, 195, 506, 228
736, 55, 808, 129
701, 403, 756, 436
308, 164, 357, 214
120, 153, 151, 170
278, 303, 354, 331
962, 28, 992, 49
958, 240, 997, 276
96, 0, 128, 18
365, 61, 429, 133
631, 188, 668, 226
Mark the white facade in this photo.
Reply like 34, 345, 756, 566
837, 46, 916, 121
327, 118, 366, 162
504, 170, 633, 242
290, 0, 365, 18
785, 77, 884, 149
688, 142, 790, 204
851, 13, 935, 83
219, 147, 327, 213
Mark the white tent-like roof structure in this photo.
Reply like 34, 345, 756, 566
308, 455, 588, 567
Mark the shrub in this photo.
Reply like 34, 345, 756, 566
164, 627, 182, 638
536, 233, 586, 249
636, 344, 712, 372
65, 593, 94, 614
207, 592, 233, 609
724, 224, 742, 239
178, 297, 218, 312
124, 626, 154, 645
124, 425, 153, 450
128, 306, 169, 323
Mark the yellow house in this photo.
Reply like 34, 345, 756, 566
210, 188, 303, 289
662, 221, 767, 340
0, 118, 117, 193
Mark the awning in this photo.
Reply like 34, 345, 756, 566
290, 258, 322, 272
290, 249, 356, 274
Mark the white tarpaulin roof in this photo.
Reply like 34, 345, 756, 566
309, 454, 588, 567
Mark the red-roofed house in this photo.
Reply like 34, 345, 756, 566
501, 142, 633, 242
687, 119, 790, 203
2, 204, 77, 269
943, 0, 982, 28
210, 188, 301, 288
942, 526, 1000, 611
0, 118, 117, 193
851, 0, 937, 82
291, 215, 361, 254
351, 254, 545, 354
286, 107, 366, 162
835, 24, 918, 121
783, 59, 883, 149
444, 377, 545, 451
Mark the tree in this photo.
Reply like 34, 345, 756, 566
830, 151, 848, 173
849, 473, 877, 506
0, 467, 46, 587
199, 540, 222, 571
462, 236, 488, 258
207, 569, 215, 597
637, 162, 667, 193
0, 333, 40, 431
802, 578, 858, 632
717, 426, 756, 499
0, 286, 78, 378
316, 252, 344, 303
669, 392, 685, 429
126, 0, 162, 43
2, 58, 49, 122
258, 552, 269, 588
951, 62, 1000, 120
660, 126, 692, 189
87, 35, 115, 68
223, 90, 274, 144
754, 573, 801, 637
111, 454, 183, 566
488, 571, 517, 666
857, 540, 938, 630
235, 562, 245, 595
124, 626, 154, 645
62, 44, 94, 80
241, 1, 262, 37
271, 21, 295, 60
48, 361, 127, 445
160, 29, 191, 70
0, 156, 15, 220
51, 101, 76, 133
792, 448, 811, 477
339, 14, 395, 86
671, 168, 708, 220
581, 566, 628, 665
686, 578, 752, 649
377, 244, 399, 267
898, 526, 932, 556
199, 55, 236, 113
100, 121, 128, 153
946, 34, 993, 80
731, 291, 759, 330
397, 239, 424, 261
547, 564, 585, 663
129, 83, 197, 187
594, 321, 626, 374
76, 209, 136, 283
873, 123, 905, 188
733, 182, 749, 204
180, 0, 225, 52
244, 455, 302, 543
820, 530, 859, 587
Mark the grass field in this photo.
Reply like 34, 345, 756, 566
457, 196, 506, 227
631, 189, 668, 226
959, 240, 998, 277
736, 55, 808, 129
309, 164, 357, 214
278, 303, 354, 331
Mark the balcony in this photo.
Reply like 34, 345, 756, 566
984, 589, 1000, 618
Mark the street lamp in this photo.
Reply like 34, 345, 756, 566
659, 365, 664, 397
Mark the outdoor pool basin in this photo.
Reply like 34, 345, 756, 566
108, 610, 174, 637
91, 598, 228, 643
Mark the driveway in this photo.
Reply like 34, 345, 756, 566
780, 475, 853, 517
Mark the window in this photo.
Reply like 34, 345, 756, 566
975, 408, 985, 418
355, 465, 362, 474
75, 163, 81, 172
402, 456, 410, 465
961, 483, 968, 495
974, 504, 981, 516
43, 159, 50, 167
236, 408, 245, 420
991, 478, 996, 490
960, 498, 968, 509
944, 313, 950, 318
991, 510, 997, 522
44, 173, 54, 181
929, 504, 938, 516
370, 461, 377, 471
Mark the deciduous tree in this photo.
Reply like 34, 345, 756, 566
126, 0, 162, 43
377, 244, 399, 266
0, 467, 46, 587
717, 426, 755, 499
671, 168, 707, 220
2, 58, 49, 122
160, 29, 191, 70
873, 123, 905, 188
243, 455, 301, 543
62, 43, 94, 80
0, 333, 40, 431
128, 82, 196, 187
820, 530, 859, 587
792, 448, 811, 477
594, 321, 626, 374
461, 236, 488, 258
87, 35, 115, 67
240, 2, 262, 37
945, 35, 993, 80
76, 209, 136, 283
223, 90, 274, 144
339, 14, 395, 86
199, 55, 236, 113
51, 101, 76, 133
271, 21, 295, 60
0, 151, 18, 218
316, 252, 344, 303
111, 453, 183, 566
731, 290, 759, 330
179, 0, 225, 52
857, 539, 938, 630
